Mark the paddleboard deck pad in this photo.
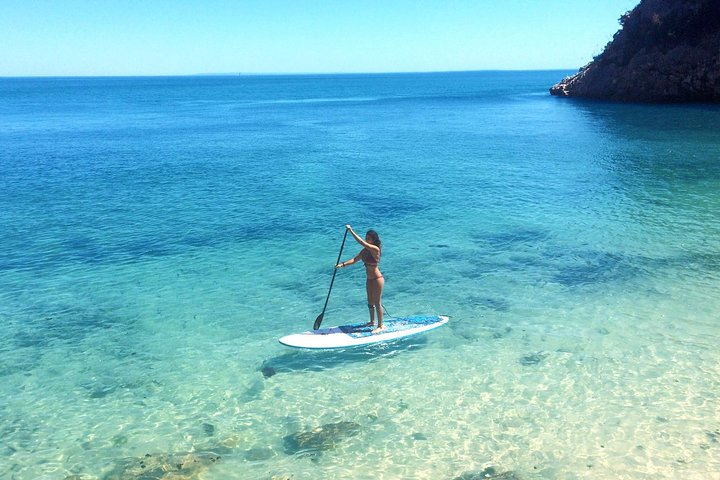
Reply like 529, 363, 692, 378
279, 315, 448, 349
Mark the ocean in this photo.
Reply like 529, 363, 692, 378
1, 71, 719, 479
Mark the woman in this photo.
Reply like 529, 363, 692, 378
336, 225, 385, 333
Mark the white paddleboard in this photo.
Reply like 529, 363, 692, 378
279, 315, 449, 349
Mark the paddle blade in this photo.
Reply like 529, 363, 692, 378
313, 313, 324, 330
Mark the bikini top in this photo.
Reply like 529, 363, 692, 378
361, 248, 380, 267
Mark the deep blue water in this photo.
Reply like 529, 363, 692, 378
1, 72, 719, 479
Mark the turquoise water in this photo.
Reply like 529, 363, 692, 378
1, 72, 719, 479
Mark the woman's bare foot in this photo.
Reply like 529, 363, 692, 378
372, 325, 386, 334
363, 321, 375, 328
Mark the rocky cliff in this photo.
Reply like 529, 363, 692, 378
550, 0, 720, 102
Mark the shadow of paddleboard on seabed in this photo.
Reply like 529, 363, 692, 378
259, 336, 429, 378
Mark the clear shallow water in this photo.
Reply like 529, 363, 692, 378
1, 71, 719, 479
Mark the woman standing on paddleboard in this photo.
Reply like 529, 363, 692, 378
336, 225, 384, 333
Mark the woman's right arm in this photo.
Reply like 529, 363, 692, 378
336, 251, 362, 269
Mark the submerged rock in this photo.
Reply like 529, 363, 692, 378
282, 421, 361, 456
452, 466, 521, 480
261, 365, 277, 378
551, 0, 720, 102
243, 446, 276, 461
551, 250, 637, 287
103, 451, 220, 480
519, 352, 548, 366
202, 422, 215, 436
492, 326, 513, 339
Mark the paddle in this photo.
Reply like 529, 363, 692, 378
313, 228, 349, 330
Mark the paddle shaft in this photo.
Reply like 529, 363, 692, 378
314, 228, 349, 330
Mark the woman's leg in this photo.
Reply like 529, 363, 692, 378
365, 280, 375, 326
371, 277, 385, 331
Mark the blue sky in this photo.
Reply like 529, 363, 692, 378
1, 0, 639, 76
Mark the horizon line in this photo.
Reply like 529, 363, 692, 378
0, 68, 578, 79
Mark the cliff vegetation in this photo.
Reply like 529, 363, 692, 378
550, 0, 720, 102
